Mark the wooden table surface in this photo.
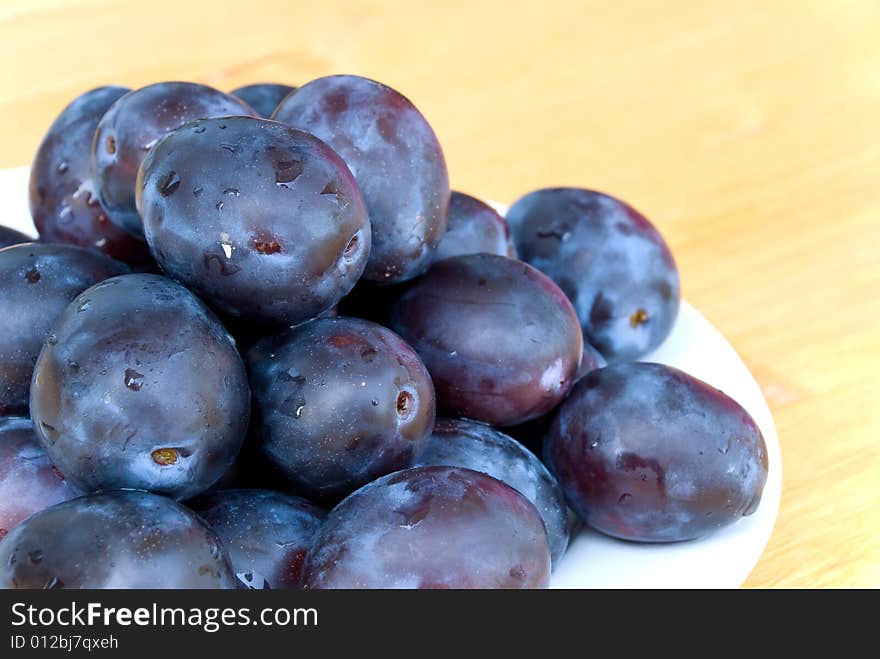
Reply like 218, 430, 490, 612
1, 0, 877, 588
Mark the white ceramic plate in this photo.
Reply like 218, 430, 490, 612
2, 166, 781, 588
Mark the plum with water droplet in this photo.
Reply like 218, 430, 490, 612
137, 116, 370, 327
0, 417, 81, 541
246, 317, 435, 502
231, 83, 296, 118
411, 418, 569, 564
433, 191, 515, 262
187, 489, 325, 589
507, 188, 680, 362
29, 273, 250, 499
92, 82, 255, 237
273, 75, 449, 284
29, 86, 154, 266
544, 362, 768, 542
0, 490, 237, 589
0, 243, 127, 416
388, 253, 582, 426
302, 466, 550, 589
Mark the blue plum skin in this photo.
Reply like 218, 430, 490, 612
545, 362, 768, 542
388, 253, 583, 426
0, 243, 128, 416
302, 466, 551, 589
231, 83, 296, 118
506, 188, 681, 362
0, 490, 237, 589
92, 82, 255, 237
433, 191, 516, 262
0, 227, 32, 249
411, 418, 569, 564
137, 116, 370, 328
29, 86, 154, 266
29, 274, 250, 500
246, 317, 435, 502
0, 417, 81, 541
187, 489, 325, 589
273, 75, 449, 284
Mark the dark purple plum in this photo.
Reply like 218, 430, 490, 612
273, 75, 449, 284
411, 418, 569, 564
545, 362, 769, 542
29, 86, 154, 266
92, 82, 255, 236
0, 226, 32, 248
506, 188, 681, 362
246, 317, 435, 501
434, 191, 515, 262
302, 466, 550, 589
0, 490, 236, 588
0, 243, 128, 415
0, 417, 80, 541
231, 83, 296, 118
137, 116, 370, 327
388, 253, 583, 426
188, 489, 325, 589
29, 274, 250, 499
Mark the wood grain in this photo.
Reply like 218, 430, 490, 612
1, 0, 878, 587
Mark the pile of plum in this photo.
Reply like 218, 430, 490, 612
0, 77, 768, 589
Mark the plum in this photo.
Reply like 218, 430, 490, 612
545, 362, 768, 542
